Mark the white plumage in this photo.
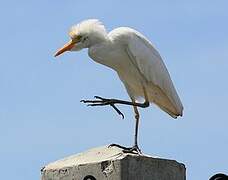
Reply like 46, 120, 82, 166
55, 19, 183, 152
67, 19, 183, 117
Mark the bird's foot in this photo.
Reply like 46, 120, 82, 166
80, 96, 124, 119
108, 143, 142, 154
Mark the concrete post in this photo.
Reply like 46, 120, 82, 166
41, 145, 186, 180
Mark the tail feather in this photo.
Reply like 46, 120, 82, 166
156, 104, 180, 119
148, 85, 183, 118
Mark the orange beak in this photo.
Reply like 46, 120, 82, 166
54, 40, 75, 57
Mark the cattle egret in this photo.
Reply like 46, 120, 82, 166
55, 19, 183, 153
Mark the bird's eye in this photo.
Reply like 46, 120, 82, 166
72, 35, 83, 43
77, 35, 82, 41
82, 36, 88, 42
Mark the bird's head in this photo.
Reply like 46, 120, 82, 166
54, 19, 108, 57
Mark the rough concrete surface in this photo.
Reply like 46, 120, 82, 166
41, 145, 186, 180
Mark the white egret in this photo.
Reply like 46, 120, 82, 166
55, 19, 183, 153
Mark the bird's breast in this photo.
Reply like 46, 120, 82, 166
88, 42, 149, 100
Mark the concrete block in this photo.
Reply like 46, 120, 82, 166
41, 145, 186, 180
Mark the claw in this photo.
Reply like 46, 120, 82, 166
110, 104, 124, 119
94, 96, 107, 101
94, 96, 101, 99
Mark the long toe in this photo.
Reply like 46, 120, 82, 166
122, 145, 142, 154
108, 143, 131, 150
108, 144, 142, 155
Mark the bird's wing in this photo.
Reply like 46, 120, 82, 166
126, 30, 183, 117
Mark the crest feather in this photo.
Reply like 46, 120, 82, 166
69, 19, 107, 39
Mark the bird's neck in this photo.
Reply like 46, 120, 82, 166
88, 36, 116, 69
88, 33, 110, 48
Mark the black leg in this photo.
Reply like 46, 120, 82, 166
109, 104, 142, 154
81, 87, 149, 154
133, 105, 141, 153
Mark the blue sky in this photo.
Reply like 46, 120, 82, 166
0, 0, 228, 179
